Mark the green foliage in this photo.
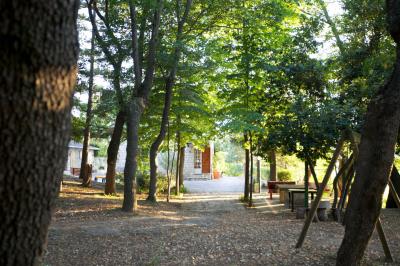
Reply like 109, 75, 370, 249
225, 162, 243, 177
213, 151, 226, 172
116, 172, 170, 194
277, 170, 292, 182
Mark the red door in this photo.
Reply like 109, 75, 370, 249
202, 147, 211, 174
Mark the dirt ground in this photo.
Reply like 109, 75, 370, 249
44, 178, 400, 266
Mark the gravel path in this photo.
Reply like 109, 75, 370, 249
184, 176, 245, 193
44, 181, 400, 266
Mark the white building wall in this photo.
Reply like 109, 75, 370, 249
116, 141, 127, 172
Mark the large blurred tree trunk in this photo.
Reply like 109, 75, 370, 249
337, 1, 400, 264
105, 111, 125, 195
80, 20, 95, 187
0, 1, 79, 264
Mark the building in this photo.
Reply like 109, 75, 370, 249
182, 143, 214, 180
115, 141, 214, 180
65, 141, 99, 176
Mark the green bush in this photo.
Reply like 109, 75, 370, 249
278, 170, 292, 181
225, 162, 243, 176
117, 172, 171, 194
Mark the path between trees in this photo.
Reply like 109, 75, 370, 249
44, 180, 400, 265
184, 176, 244, 193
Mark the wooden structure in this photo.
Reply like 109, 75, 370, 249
267, 181, 296, 199
295, 129, 400, 263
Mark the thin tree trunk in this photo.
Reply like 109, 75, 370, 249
244, 133, 250, 201
122, 98, 144, 212
179, 146, 185, 188
317, 0, 344, 54
269, 149, 277, 181
80, 21, 95, 187
166, 123, 171, 203
0, 1, 79, 264
104, 111, 125, 195
337, 4, 400, 264
249, 133, 254, 207
175, 131, 181, 196
148, 79, 173, 202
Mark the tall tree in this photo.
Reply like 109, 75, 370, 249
80, 15, 96, 187
87, 0, 129, 195
0, 0, 79, 264
337, 0, 400, 264
148, 0, 193, 202
122, 0, 163, 212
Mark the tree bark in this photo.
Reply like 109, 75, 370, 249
337, 2, 400, 264
148, 0, 192, 202
175, 131, 181, 196
269, 149, 277, 181
104, 111, 125, 195
121, 0, 162, 212
0, 1, 79, 264
122, 98, 144, 212
80, 21, 95, 187
148, 81, 173, 201
244, 133, 250, 201
179, 146, 185, 188
249, 134, 254, 207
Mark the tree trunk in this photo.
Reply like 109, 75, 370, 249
244, 133, 250, 201
249, 135, 254, 207
269, 149, 277, 181
148, 78, 174, 202
80, 23, 95, 187
386, 166, 400, 208
104, 111, 125, 195
122, 98, 144, 212
175, 132, 181, 196
0, 1, 79, 264
337, 4, 400, 264
147, 0, 192, 201
179, 146, 185, 188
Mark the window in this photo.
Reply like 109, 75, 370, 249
194, 149, 201, 169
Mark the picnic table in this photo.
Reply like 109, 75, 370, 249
288, 188, 317, 212
276, 184, 304, 204
267, 181, 296, 199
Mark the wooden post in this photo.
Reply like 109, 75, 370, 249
332, 154, 354, 212
307, 157, 320, 189
376, 218, 394, 262
296, 136, 345, 248
338, 165, 355, 224
304, 161, 309, 209
388, 179, 400, 208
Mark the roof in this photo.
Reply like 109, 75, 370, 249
68, 141, 99, 150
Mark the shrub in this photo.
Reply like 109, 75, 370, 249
117, 172, 171, 195
225, 162, 243, 177
278, 170, 292, 181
